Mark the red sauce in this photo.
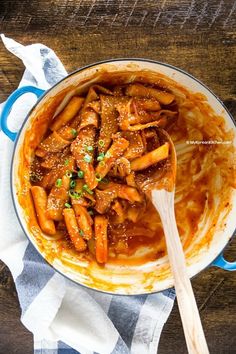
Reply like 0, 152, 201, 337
16, 70, 235, 269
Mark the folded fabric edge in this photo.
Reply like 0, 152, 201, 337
21, 273, 66, 339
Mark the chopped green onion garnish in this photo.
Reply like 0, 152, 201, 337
88, 210, 94, 216
98, 139, 105, 147
75, 191, 82, 199
86, 145, 94, 152
95, 173, 102, 182
83, 184, 94, 195
64, 158, 69, 166
69, 190, 74, 198
70, 180, 76, 188
66, 170, 73, 178
77, 170, 84, 178
99, 160, 105, 167
69, 190, 82, 199
55, 178, 62, 187
65, 202, 71, 208
97, 152, 105, 161
71, 128, 77, 137
79, 229, 84, 236
83, 154, 92, 163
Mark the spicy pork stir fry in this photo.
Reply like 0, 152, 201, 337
30, 82, 178, 264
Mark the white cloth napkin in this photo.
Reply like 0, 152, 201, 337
0, 34, 175, 354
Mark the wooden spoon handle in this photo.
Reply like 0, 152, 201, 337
152, 189, 209, 354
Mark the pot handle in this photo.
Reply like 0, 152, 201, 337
212, 252, 236, 271
0, 86, 45, 142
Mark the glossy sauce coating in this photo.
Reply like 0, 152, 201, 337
17, 70, 235, 267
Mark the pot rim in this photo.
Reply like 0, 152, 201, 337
10, 58, 236, 295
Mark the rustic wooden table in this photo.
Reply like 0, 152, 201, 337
0, 1, 235, 353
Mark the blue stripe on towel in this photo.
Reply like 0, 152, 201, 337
163, 288, 175, 300
40, 48, 67, 86
58, 341, 80, 353
15, 243, 55, 314
108, 295, 147, 350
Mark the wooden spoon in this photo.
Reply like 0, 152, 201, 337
135, 129, 209, 354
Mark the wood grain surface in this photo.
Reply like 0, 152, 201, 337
0, 1, 236, 353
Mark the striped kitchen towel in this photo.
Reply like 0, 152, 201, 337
0, 34, 175, 354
